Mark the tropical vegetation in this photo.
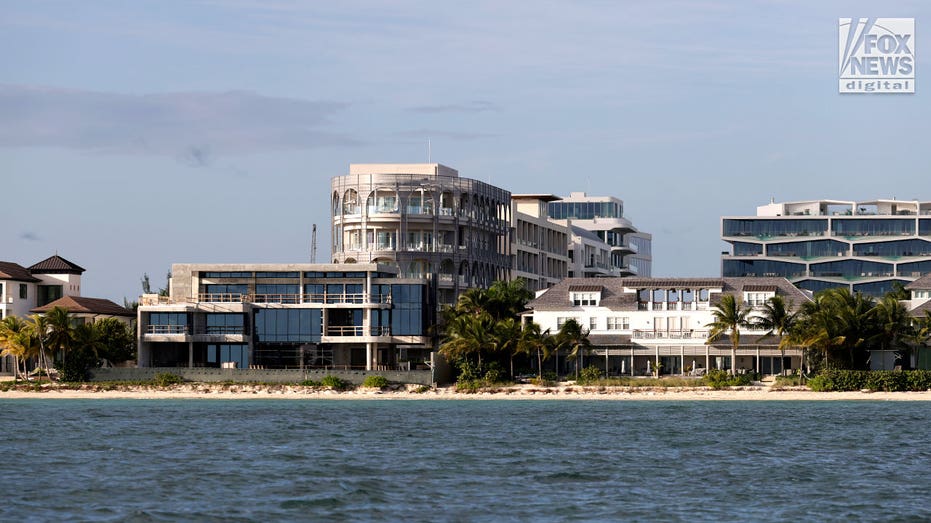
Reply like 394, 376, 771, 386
439, 279, 592, 384
0, 307, 136, 382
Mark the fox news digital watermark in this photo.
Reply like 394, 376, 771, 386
839, 18, 915, 93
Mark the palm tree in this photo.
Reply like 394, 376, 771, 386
492, 317, 522, 378
754, 296, 798, 375
706, 294, 752, 376
44, 306, 74, 363
792, 288, 874, 370
0, 316, 30, 380
515, 322, 552, 380
907, 310, 931, 368
439, 313, 495, 367
872, 294, 912, 367
556, 319, 591, 380
24, 314, 54, 380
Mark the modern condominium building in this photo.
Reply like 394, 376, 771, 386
722, 199, 931, 296
136, 263, 431, 371
548, 192, 653, 277
510, 194, 570, 292
331, 164, 512, 307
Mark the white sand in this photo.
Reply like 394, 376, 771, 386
2, 383, 930, 401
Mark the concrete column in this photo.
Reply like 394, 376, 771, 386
366, 342, 373, 371
188, 341, 194, 368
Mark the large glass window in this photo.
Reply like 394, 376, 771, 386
853, 280, 911, 297
766, 240, 849, 259
201, 272, 251, 278
391, 284, 425, 335
304, 283, 325, 303
206, 313, 245, 334
371, 309, 391, 335
796, 280, 846, 295
920, 219, 931, 235
853, 239, 931, 258
809, 260, 894, 278
37, 285, 63, 307
205, 344, 248, 369
255, 284, 300, 303
898, 261, 931, 278
255, 272, 299, 278
547, 201, 620, 220
832, 219, 914, 237
254, 309, 321, 343
723, 259, 806, 278
203, 284, 248, 301
326, 284, 344, 303
367, 190, 398, 214
148, 312, 189, 334
732, 242, 763, 256
723, 219, 827, 238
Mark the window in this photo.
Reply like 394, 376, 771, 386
571, 292, 599, 306
206, 313, 245, 334
19, 284, 27, 300
37, 285, 63, 306
589, 317, 598, 331
745, 292, 771, 307
607, 317, 630, 330
556, 317, 581, 329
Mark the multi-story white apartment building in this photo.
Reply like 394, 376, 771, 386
722, 199, 931, 296
331, 163, 511, 307
548, 192, 653, 277
510, 194, 570, 292
526, 276, 810, 376
137, 263, 431, 372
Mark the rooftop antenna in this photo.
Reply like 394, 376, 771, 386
427, 138, 431, 163
310, 224, 317, 263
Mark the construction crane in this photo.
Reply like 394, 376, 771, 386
310, 224, 317, 263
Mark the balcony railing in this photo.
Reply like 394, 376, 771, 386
204, 326, 246, 335
632, 329, 709, 340
146, 325, 189, 335
198, 293, 248, 303
326, 326, 365, 336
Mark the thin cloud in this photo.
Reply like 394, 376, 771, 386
408, 101, 500, 114
0, 85, 361, 155
19, 232, 40, 241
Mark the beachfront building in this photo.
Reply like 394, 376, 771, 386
136, 263, 431, 371
510, 194, 570, 292
525, 277, 810, 376
31, 296, 134, 326
331, 163, 512, 308
722, 199, 931, 297
548, 192, 653, 277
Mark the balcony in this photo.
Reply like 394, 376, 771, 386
632, 329, 709, 340
326, 325, 365, 336
146, 325, 189, 335
198, 293, 247, 303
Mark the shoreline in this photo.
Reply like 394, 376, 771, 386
2, 383, 931, 401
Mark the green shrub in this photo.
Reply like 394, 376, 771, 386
702, 369, 754, 389
542, 371, 558, 382
412, 385, 431, 393
808, 369, 931, 392
299, 379, 320, 387
483, 367, 503, 384
578, 366, 603, 385
320, 375, 350, 390
152, 372, 184, 387
362, 375, 389, 388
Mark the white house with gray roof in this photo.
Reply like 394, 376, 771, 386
526, 276, 811, 377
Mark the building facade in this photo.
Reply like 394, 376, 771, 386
526, 277, 810, 376
331, 163, 512, 307
548, 192, 653, 277
722, 199, 931, 296
510, 194, 570, 292
137, 263, 431, 371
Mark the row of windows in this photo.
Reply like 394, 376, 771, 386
637, 289, 710, 303
200, 271, 387, 279
725, 219, 931, 238
548, 201, 623, 221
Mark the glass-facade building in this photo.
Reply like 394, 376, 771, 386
722, 199, 931, 297
138, 263, 430, 371
548, 192, 652, 277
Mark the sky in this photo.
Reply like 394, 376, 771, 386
2, 0, 928, 303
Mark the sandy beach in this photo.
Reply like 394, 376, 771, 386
2, 383, 930, 401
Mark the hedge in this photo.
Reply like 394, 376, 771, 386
807, 369, 931, 392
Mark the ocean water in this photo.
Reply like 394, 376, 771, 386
1, 399, 929, 522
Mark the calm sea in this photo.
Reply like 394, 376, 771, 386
1, 399, 928, 522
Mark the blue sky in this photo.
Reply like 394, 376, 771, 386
2, 0, 928, 302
